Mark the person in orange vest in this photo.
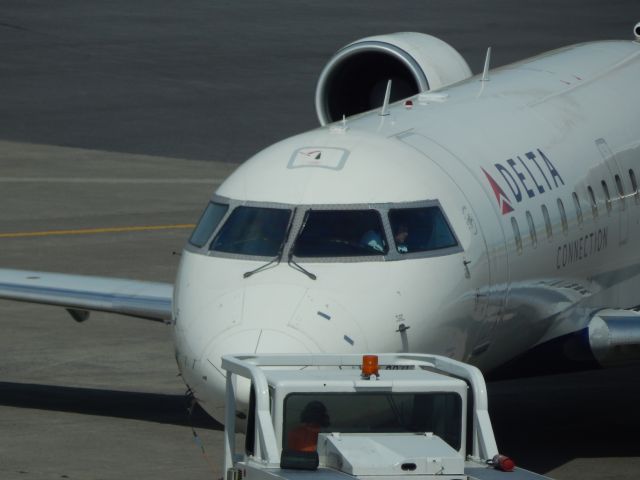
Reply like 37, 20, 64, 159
287, 401, 330, 452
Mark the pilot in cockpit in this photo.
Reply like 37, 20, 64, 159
393, 223, 409, 253
360, 223, 409, 254
360, 229, 386, 253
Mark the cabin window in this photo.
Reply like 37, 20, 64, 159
601, 180, 612, 213
210, 206, 292, 256
587, 186, 598, 219
283, 392, 462, 452
557, 198, 568, 235
293, 210, 388, 257
526, 211, 537, 247
511, 217, 522, 254
614, 174, 626, 210
388, 207, 458, 254
572, 192, 583, 226
541, 204, 552, 239
630, 169, 639, 204
189, 202, 228, 247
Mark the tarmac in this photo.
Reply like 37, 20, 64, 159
1, 2, 639, 479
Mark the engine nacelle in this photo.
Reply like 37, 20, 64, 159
315, 32, 472, 125
588, 309, 640, 367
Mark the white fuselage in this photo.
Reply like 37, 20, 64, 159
173, 40, 640, 421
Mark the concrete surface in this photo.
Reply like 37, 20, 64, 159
1, 2, 639, 479
0, 145, 233, 480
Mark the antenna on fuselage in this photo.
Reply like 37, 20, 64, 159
481, 47, 492, 82
379, 79, 392, 116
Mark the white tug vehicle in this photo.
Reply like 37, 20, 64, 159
222, 354, 550, 480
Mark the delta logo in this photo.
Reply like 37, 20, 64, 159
482, 149, 565, 215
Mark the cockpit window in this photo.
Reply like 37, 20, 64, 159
189, 202, 228, 248
293, 210, 387, 257
389, 207, 458, 254
210, 206, 292, 256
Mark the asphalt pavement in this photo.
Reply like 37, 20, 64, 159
1, 2, 639, 479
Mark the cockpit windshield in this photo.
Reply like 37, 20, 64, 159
389, 206, 458, 254
293, 210, 387, 257
193, 199, 460, 261
210, 206, 292, 256
189, 202, 229, 248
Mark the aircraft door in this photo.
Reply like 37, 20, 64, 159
396, 133, 509, 362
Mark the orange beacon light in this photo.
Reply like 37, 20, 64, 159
361, 354, 379, 378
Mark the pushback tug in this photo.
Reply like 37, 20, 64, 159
222, 354, 550, 480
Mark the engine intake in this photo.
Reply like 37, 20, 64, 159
315, 32, 472, 125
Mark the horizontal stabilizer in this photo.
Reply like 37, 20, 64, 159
0, 269, 173, 323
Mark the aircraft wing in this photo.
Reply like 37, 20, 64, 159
0, 269, 172, 323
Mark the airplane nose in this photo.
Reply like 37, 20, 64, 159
196, 328, 312, 422
184, 283, 365, 424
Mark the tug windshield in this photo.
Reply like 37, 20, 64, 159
283, 392, 462, 451
293, 210, 387, 257
210, 206, 292, 256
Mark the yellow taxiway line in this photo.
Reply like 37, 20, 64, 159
0, 224, 196, 239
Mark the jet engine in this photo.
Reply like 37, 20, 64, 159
315, 32, 472, 125
587, 309, 640, 367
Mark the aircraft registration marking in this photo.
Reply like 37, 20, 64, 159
0, 224, 195, 238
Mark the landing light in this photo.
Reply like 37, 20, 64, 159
361, 354, 379, 378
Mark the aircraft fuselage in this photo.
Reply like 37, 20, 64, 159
173, 39, 640, 420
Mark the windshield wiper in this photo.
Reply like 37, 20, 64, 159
243, 208, 296, 279
287, 251, 317, 280
242, 257, 278, 279
287, 211, 317, 280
